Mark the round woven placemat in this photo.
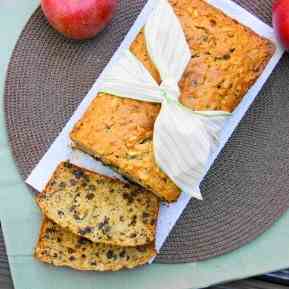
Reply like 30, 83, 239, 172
4, 0, 289, 264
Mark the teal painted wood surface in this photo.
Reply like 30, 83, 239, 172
1, 1, 289, 289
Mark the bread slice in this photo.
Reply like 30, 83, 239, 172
36, 162, 160, 246
35, 218, 156, 271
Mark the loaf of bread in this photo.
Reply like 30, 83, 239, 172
36, 162, 160, 246
35, 218, 156, 271
70, 0, 275, 202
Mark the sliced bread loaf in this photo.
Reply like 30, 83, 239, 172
35, 218, 156, 271
36, 162, 160, 246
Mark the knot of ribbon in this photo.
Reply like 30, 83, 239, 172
99, 0, 231, 199
160, 77, 180, 101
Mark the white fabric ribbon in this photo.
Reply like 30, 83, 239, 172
100, 0, 231, 200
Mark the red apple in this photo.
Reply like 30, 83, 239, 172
273, 0, 289, 50
41, 0, 118, 40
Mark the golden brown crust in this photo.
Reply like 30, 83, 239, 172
172, 0, 275, 111
130, 29, 161, 84
36, 162, 160, 246
70, 95, 181, 202
35, 218, 156, 271
70, 0, 275, 202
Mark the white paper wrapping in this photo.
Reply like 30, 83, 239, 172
26, 0, 284, 255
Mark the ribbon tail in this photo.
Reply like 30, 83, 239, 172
188, 186, 203, 200
154, 100, 230, 200
99, 50, 163, 103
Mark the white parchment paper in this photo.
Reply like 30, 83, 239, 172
26, 0, 284, 255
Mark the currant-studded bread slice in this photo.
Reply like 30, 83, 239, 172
36, 162, 160, 246
35, 218, 156, 271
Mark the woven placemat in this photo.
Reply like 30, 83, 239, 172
4, 0, 289, 264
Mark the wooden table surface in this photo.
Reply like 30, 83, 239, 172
0, 224, 288, 289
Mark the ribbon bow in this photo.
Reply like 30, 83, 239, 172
100, 0, 231, 199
